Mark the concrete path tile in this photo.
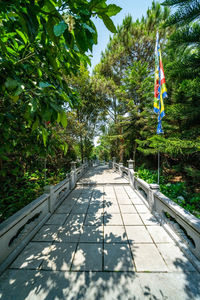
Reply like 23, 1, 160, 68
84, 213, 103, 226
130, 197, 144, 205
135, 204, 149, 213
104, 193, 115, 199
0, 269, 41, 300
92, 189, 104, 200
104, 213, 123, 226
126, 226, 153, 243
76, 196, 91, 205
131, 244, 168, 272
117, 198, 133, 205
138, 272, 200, 300
55, 202, 75, 213
77, 194, 91, 203
123, 186, 138, 198
61, 195, 78, 205
32, 225, 60, 242
90, 197, 103, 203
62, 191, 80, 202
71, 243, 102, 271
79, 193, 93, 200
40, 243, 77, 271
45, 213, 68, 225
85, 272, 143, 300
65, 213, 85, 228
58, 226, 82, 243
88, 206, 103, 214
119, 205, 137, 214
10, 242, 52, 269
104, 195, 117, 201
104, 226, 128, 243
104, 199, 118, 208
87, 202, 103, 213
104, 204, 120, 214
104, 243, 135, 271
79, 226, 103, 243
90, 198, 103, 204
139, 213, 159, 226
157, 243, 196, 272
122, 214, 143, 225
114, 186, 126, 194
147, 226, 173, 243
71, 203, 89, 214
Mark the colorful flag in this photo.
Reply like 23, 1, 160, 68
154, 32, 167, 134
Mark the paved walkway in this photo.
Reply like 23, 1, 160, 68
0, 166, 200, 300
78, 166, 129, 185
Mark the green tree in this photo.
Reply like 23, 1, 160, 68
0, 0, 121, 177
93, 1, 170, 163
137, 0, 200, 188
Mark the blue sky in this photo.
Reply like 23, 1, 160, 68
89, 0, 161, 72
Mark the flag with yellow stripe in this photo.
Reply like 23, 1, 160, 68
154, 32, 167, 134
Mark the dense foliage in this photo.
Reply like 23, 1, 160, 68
94, 1, 200, 217
0, 0, 121, 221
136, 166, 200, 218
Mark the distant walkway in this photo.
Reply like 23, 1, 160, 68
0, 166, 199, 300
78, 166, 129, 185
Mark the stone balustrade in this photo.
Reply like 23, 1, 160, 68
112, 159, 200, 266
0, 162, 89, 275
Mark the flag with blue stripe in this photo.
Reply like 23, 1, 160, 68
154, 32, 167, 134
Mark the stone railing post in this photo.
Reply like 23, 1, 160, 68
109, 160, 112, 168
127, 159, 134, 188
66, 173, 70, 190
44, 185, 54, 213
149, 184, 160, 212
112, 157, 116, 168
71, 161, 76, 171
127, 159, 134, 170
70, 161, 77, 189
119, 162, 123, 176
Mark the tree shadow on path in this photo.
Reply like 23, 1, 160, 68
0, 184, 200, 300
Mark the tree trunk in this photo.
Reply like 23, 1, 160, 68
133, 142, 137, 168
80, 133, 84, 164
119, 126, 124, 163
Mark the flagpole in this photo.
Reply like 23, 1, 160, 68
158, 150, 160, 185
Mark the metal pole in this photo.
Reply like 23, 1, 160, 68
158, 150, 160, 185
44, 158, 47, 182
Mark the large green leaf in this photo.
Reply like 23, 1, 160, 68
16, 29, 28, 44
6, 46, 16, 55
106, 4, 122, 17
101, 15, 117, 33
74, 28, 88, 52
60, 141, 68, 155
54, 21, 67, 36
39, 82, 55, 88
42, 127, 48, 147
60, 110, 67, 128
32, 118, 39, 132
